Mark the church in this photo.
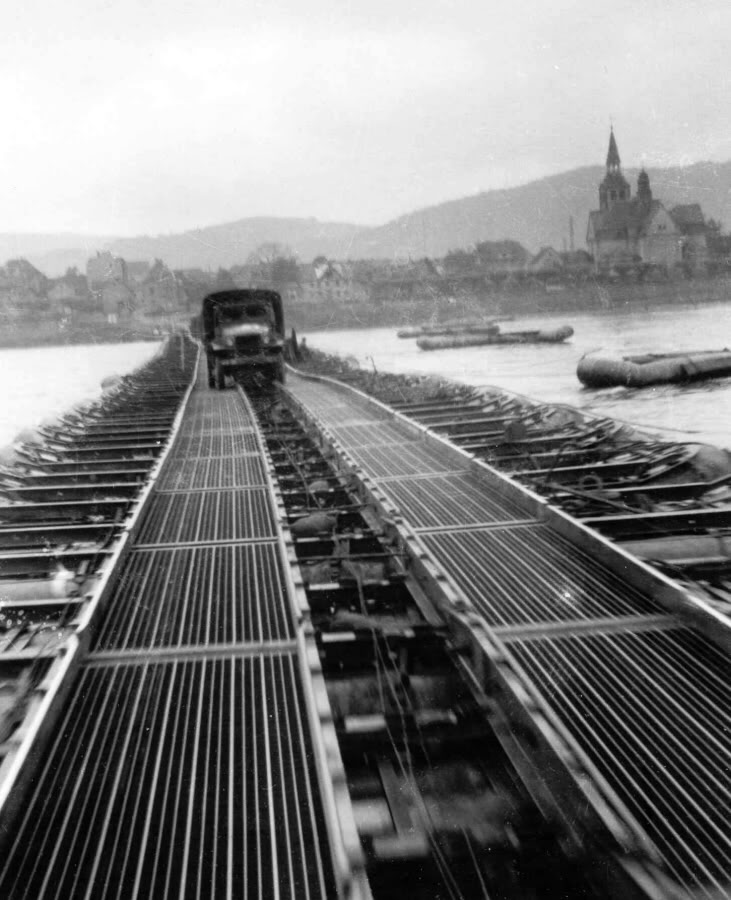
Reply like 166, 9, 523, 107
586, 129, 708, 274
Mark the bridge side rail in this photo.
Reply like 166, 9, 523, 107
237, 384, 372, 900
282, 366, 710, 899
0, 339, 200, 846
287, 365, 730, 654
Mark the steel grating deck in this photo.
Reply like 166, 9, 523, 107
288, 373, 731, 898
170, 429, 261, 458
135, 488, 277, 544
328, 419, 415, 447
506, 627, 730, 894
383, 471, 530, 528
183, 392, 258, 430
0, 370, 340, 899
94, 543, 294, 649
346, 442, 463, 478
0, 655, 335, 900
420, 524, 664, 626
156, 454, 267, 490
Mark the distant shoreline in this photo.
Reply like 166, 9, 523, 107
0, 323, 169, 350
4, 274, 730, 345
287, 276, 731, 333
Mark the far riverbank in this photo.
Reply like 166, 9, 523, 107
287, 274, 731, 332
5, 273, 730, 346
0, 319, 176, 350
302, 300, 731, 451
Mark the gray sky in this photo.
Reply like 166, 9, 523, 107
3, 0, 730, 235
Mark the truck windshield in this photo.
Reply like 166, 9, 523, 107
219, 304, 272, 325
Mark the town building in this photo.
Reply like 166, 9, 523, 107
86, 251, 135, 322
100, 283, 135, 323
527, 247, 564, 277
86, 251, 128, 290
0, 259, 50, 318
126, 260, 153, 285
586, 129, 709, 275
47, 269, 91, 318
134, 259, 187, 315
670, 204, 710, 273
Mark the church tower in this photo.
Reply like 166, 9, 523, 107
636, 168, 652, 207
599, 128, 631, 210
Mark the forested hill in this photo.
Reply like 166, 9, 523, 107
345, 161, 731, 259
8, 160, 731, 274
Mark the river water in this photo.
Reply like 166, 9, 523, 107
2, 304, 730, 454
0, 341, 162, 450
304, 300, 731, 451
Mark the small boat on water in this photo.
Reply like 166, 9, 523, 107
417, 325, 574, 351
577, 349, 731, 388
397, 316, 513, 338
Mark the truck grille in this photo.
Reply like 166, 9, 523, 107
234, 336, 262, 353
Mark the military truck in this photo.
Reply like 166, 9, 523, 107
201, 289, 285, 389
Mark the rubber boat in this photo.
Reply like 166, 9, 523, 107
397, 316, 513, 338
577, 349, 731, 388
416, 324, 574, 351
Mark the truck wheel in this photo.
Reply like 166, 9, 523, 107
207, 358, 215, 389
215, 360, 225, 390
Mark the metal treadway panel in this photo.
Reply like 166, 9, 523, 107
286, 372, 731, 897
184, 392, 257, 431
135, 489, 277, 544
507, 627, 730, 897
0, 363, 348, 900
169, 430, 261, 459
286, 382, 358, 419
420, 524, 663, 625
346, 443, 465, 478
94, 543, 294, 649
156, 453, 268, 491
328, 420, 416, 447
382, 472, 531, 528
0, 655, 337, 900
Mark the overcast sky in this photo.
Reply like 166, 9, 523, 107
2, 0, 729, 235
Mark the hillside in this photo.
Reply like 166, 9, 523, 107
0, 233, 117, 277
108, 217, 364, 271
7, 160, 731, 275
345, 161, 731, 259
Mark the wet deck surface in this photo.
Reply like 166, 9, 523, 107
2, 363, 728, 899
0, 367, 338, 900
287, 373, 731, 899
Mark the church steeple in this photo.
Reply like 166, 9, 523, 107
606, 127, 621, 173
637, 168, 652, 206
599, 127, 630, 211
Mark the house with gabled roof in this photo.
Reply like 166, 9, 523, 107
474, 240, 530, 276
527, 247, 564, 276
300, 258, 369, 305
86, 251, 128, 290
670, 204, 709, 272
100, 282, 135, 323
560, 249, 593, 275
135, 259, 187, 315
126, 260, 153, 285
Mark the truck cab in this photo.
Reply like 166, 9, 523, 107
202, 290, 285, 389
